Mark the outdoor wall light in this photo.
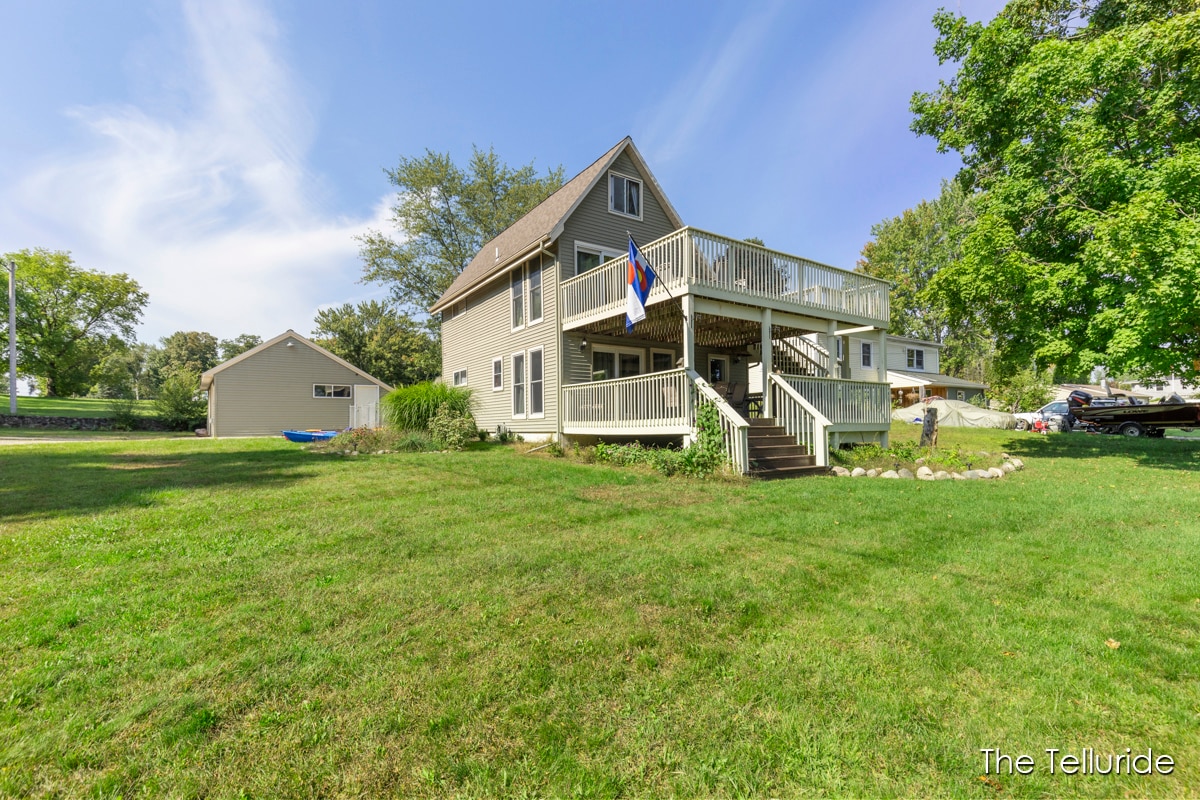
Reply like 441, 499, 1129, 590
580, 338, 588, 351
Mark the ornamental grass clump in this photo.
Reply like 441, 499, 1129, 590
381, 382, 472, 431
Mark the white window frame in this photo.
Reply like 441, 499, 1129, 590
907, 348, 925, 370
492, 358, 503, 392
527, 257, 544, 326
591, 344, 644, 381
510, 270, 525, 332
608, 170, 643, 221
574, 241, 623, 278
445, 300, 466, 321
529, 346, 545, 419
511, 351, 526, 419
313, 384, 352, 399
708, 355, 730, 384
650, 348, 677, 372
452, 369, 467, 387
957, 389, 966, 401
861, 341, 873, 369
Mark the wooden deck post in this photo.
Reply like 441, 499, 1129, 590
761, 307, 772, 418
825, 319, 838, 376
876, 327, 888, 384
682, 294, 695, 372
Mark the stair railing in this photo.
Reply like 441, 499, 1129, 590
687, 369, 751, 475
767, 373, 831, 467
774, 337, 830, 377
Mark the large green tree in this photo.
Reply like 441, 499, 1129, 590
1, 248, 147, 396
911, 0, 1200, 381
857, 181, 993, 381
312, 300, 439, 387
219, 334, 263, 361
359, 147, 564, 312
151, 331, 219, 385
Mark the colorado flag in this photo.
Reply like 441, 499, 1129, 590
626, 236, 657, 333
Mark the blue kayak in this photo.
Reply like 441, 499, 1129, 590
282, 430, 339, 443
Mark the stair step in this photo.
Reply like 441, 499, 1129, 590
746, 433, 794, 448
750, 443, 810, 458
748, 418, 780, 427
751, 464, 828, 480
752, 454, 817, 469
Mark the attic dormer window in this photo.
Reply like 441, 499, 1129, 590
609, 172, 642, 219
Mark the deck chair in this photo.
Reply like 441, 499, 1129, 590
727, 382, 748, 416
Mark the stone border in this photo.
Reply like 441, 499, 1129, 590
830, 455, 1025, 480
0, 413, 171, 432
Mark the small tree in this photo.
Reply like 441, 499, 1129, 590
154, 370, 206, 430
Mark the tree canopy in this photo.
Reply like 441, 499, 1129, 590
358, 146, 564, 312
219, 334, 263, 361
911, 0, 1200, 381
312, 300, 439, 387
152, 331, 219, 381
1, 248, 147, 396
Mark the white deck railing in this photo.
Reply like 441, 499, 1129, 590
779, 375, 891, 426
561, 368, 693, 434
687, 369, 751, 475
560, 227, 890, 327
768, 374, 831, 467
560, 368, 751, 474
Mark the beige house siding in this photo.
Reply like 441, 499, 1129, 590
557, 150, 679, 284
207, 336, 387, 437
563, 331, 748, 386
441, 252, 559, 437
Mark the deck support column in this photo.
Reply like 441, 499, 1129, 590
825, 319, 838, 377
682, 295, 695, 372
761, 307, 773, 418
876, 328, 888, 383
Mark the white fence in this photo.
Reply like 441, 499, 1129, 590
560, 226, 890, 327
768, 374, 831, 467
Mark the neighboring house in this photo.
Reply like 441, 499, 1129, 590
429, 137, 894, 475
201, 331, 392, 438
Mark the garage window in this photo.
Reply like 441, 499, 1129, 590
314, 384, 351, 398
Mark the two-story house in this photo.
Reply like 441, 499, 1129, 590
429, 137, 894, 476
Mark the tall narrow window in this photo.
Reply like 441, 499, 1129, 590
528, 258, 543, 323
861, 342, 873, 368
512, 352, 526, 417
511, 271, 524, 330
492, 358, 503, 391
530, 348, 544, 417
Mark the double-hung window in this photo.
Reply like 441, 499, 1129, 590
529, 348, 544, 418
452, 369, 467, 387
511, 271, 524, 330
528, 259, 543, 323
609, 172, 642, 219
861, 342, 873, 369
512, 352, 526, 417
907, 348, 925, 370
492, 358, 503, 391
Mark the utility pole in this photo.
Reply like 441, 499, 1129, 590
8, 259, 15, 415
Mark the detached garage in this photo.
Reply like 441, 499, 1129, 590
200, 331, 392, 438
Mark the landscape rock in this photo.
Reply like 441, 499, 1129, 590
898, 468, 915, 479
866, 469, 879, 477
1000, 462, 1016, 474
880, 470, 900, 479
963, 470, 981, 479
916, 466, 935, 480
988, 467, 1005, 478
1010, 457, 1025, 469
934, 470, 951, 480
851, 467, 867, 477
977, 469, 993, 479
915, 457, 926, 466
952, 472, 966, 480
831, 466, 851, 477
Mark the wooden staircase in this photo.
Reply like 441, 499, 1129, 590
747, 418, 827, 479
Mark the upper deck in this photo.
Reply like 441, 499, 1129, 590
560, 227, 890, 330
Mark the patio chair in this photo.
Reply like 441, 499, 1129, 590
727, 382, 748, 416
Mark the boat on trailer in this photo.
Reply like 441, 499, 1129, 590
1068, 390, 1200, 437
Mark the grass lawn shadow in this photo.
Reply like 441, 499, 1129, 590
999, 430, 1200, 471
0, 441, 318, 521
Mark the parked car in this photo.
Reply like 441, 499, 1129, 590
1013, 401, 1070, 431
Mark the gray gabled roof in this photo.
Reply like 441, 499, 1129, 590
429, 137, 683, 313
200, 330, 394, 392
887, 370, 989, 390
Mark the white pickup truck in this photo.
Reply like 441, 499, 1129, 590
1013, 400, 1071, 431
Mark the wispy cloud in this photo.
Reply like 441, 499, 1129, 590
2, 0, 389, 343
640, 1, 785, 164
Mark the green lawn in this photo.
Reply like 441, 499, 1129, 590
1, 394, 158, 419
1, 426, 1197, 797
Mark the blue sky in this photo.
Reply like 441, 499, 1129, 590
0, 0, 1005, 344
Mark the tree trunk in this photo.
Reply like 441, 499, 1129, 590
920, 407, 939, 448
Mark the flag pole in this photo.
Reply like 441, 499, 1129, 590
8, 259, 16, 415
627, 232, 674, 300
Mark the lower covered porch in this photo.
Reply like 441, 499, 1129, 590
559, 296, 892, 475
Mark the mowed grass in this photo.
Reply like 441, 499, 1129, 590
0, 427, 1197, 798
1, 395, 157, 419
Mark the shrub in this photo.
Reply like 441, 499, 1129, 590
429, 403, 476, 451
592, 407, 730, 478
381, 382, 472, 431
310, 427, 437, 454
106, 396, 140, 431
154, 370, 206, 431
